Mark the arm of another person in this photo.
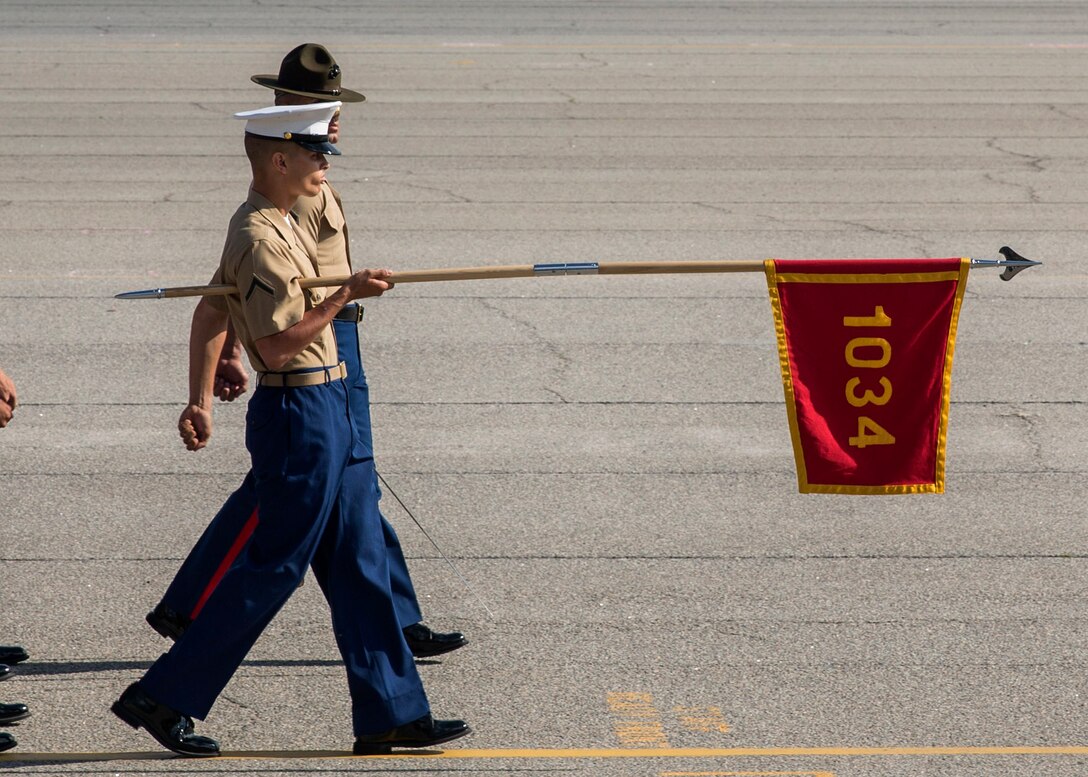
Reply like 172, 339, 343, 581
0, 368, 15, 428
214, 318, 249, 401
178, 298, 229, 451
254, 268, 392, 371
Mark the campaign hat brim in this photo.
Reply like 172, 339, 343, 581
251, 75, 365, 103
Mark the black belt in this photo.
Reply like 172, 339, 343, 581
334, 304, 364, 322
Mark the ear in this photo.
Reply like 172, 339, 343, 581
271, 150, 289, 175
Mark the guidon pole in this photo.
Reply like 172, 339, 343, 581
115, 246, 1040, 300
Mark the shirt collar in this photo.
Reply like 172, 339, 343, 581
247, 188, 297, 245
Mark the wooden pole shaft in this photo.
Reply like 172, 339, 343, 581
118, 260, 770, 299
305, 260, 767, 288
595, 260, 765, 276
158, 284, 236, 298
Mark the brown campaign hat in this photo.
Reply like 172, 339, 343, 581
251, 43, 365, 103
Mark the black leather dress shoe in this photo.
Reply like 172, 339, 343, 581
0, 647, 28, 666
403, 623, 468, 658
145, 603, 191, 642
353, 714, 470, 755
111, 682, 219, 757
0, 665, 11, 682
0, 731, 14, 752
0, 703, 29, 725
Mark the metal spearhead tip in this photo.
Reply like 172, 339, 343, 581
997, 246, 1040, 281
114, 288, 166, 300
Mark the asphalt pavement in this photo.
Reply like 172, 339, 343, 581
1, 2, 1087, 775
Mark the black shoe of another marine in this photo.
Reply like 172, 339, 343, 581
353, 714, 470, 755
402, 623, 468, 658
0, 647, 28, 666
145, 603, 191, 641
111, 683, 219, 757
0, 704, 28, 726
0, 665, 12, 682
0, 731, 15, 752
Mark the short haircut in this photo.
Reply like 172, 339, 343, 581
244, 133, 287, 167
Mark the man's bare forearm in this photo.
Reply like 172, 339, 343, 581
220, 317, 243, 361
255, 269, 391, 371
189, 299, 229, 408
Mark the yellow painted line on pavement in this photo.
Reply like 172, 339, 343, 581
5, 746, 1088, 763
661, 772, 834, 776
421, 746, 1088, 758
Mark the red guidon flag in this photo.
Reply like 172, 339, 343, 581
764, 258, 970, 494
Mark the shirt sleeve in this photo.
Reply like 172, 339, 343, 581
235, 238, 308, 340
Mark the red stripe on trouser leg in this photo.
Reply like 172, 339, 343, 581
190, 508, 260, 620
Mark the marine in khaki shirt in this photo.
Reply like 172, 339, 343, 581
111, 101, 468, 758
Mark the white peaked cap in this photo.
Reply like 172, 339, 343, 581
234, 101, 343, 155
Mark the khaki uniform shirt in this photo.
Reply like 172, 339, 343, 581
292, 181, 352, 276
209, 189, 338, 374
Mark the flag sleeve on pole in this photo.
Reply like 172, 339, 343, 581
764, 257, 971, 494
